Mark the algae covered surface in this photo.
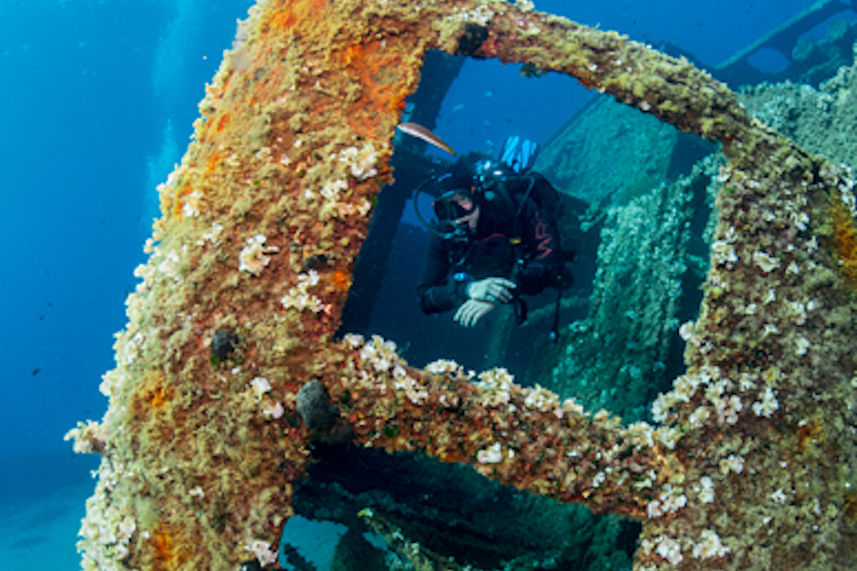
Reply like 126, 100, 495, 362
66, 0, 856, 568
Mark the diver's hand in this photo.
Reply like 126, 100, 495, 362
466, 277, 516, 304
454, 299, 495, 327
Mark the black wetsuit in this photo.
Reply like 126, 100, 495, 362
417, 192, 563, 314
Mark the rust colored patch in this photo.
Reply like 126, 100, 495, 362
168, 183, 197, 219
132, 370, 172, 416
151, 531, 173, 561
831, 193, 857, 287
215, 112, 231, 133
149, 528, 184, 570
798, 416, 826, 453
148, 385, 168, 408
269, 10, 297, 30
576, 74, 598, 89
205, 151, 222, 176
330, 269, 351, 292
266, 0, 328, 33
341, 40, 411, 140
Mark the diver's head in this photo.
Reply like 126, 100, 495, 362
432, 190, 480, 239
414, 152, 514, 241
425, 155, 483, 240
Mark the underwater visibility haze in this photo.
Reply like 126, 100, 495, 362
2, 0, 855, 569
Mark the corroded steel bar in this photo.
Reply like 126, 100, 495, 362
67, 0, 856, 569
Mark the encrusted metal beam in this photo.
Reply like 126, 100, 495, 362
67, 0, 856, 568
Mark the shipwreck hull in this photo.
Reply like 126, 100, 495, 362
67, 0, 857, 568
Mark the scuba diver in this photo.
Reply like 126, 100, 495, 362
415, 137, 570, 330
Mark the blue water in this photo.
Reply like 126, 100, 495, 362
0, 0, 825, 567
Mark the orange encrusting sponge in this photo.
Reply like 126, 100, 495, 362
831, 192, 857, 286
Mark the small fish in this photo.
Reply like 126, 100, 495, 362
396, 122, 456, 156
31, 368, 40, 377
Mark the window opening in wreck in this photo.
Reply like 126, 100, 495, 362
747, 46, 792, 75
340, 53, 586, 376
726, 7, 857, 87
305, 50, 717, 569
340, 50, 715, 424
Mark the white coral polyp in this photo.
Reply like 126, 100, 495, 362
477, 442, 503, 464
425, 359, 464, 376
523, 384, 559, 412
752, 250, 780, 273
720, 454, 744, 474
250, 377, 272, 399
655, 536, 684, 565
647, 484, 687, 518
692, 529, 731, 559
339, 143, 379, 180
696, 476, 715, 503
64, 419, 107, 454
244, 540, 277, 566
476, 368, 515, 407
262, 400, 284, 419
711, 240, 738, 266
281, 270, 326, 313
751, 387, 779, 417
239, 234, 279, 276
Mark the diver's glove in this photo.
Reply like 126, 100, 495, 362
466, 277, 516, 304
454, 300, 495, 328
